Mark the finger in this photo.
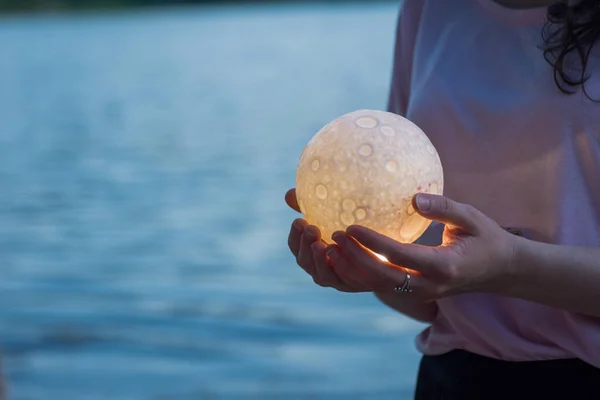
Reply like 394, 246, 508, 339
288, 218, 307, 257
331, 236, 428, 295
312, 241, 341, 286
297, 225, 321, 275
413, 194, 481, 234
310, 242, 362, 291
285, 189, 301, 213
332, 231, 413, 290
323, 244, 372, 291
344, 226, 441, 275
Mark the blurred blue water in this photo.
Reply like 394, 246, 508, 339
0, 2, 426, 399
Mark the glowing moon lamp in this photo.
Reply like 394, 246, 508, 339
295, 109, 444, 244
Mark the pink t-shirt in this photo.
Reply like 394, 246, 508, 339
388, 0, 600, 366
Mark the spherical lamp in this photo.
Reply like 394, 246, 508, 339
295, 109, 444, 244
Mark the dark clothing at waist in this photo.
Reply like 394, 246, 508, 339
415, 349, 600, 400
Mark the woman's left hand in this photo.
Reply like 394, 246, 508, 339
329, 193, 518, 300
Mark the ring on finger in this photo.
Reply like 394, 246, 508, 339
394, 268, 412, 293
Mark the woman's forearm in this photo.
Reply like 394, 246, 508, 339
493, 236, 600, 318
374, 292, 438, 323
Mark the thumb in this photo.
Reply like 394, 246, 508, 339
413, 193, 481, 234
285, 188, 301, 213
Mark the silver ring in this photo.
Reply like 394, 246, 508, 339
394, 270, 412, 293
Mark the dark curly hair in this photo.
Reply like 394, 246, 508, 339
542, 0, 600, 100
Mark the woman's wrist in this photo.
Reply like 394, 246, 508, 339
486, 234, 544, 297
489, 235, 600, 317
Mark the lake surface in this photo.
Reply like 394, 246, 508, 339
0, 2, 426, 399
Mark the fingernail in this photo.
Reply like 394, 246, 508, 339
332, 232, 346, 245
308, 226, 321, 239
293, 220, 303, 230
416, 194, 431, 212
346, 225, 358, 234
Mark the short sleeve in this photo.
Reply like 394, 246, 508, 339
387, 0, 425, 116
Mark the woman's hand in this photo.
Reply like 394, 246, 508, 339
286, 188, 517, 300
287, 188, 600, 318
286, 188, 440, 322
332, 193, 518, 300
286, 189, 372, 292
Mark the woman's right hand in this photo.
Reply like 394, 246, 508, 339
286, 188, 371, 292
